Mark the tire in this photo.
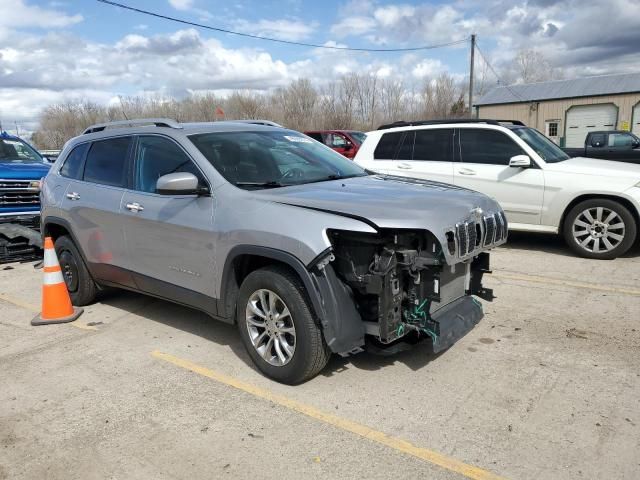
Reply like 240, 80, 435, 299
54, 235, 98, 306
236, 266, 330, 384
563, 199, 637, 260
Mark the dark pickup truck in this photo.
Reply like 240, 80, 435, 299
563, 130, 640, 163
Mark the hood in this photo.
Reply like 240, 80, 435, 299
544, 157, 640, 178
259, 175, 503, 232
0, 161, 51, 180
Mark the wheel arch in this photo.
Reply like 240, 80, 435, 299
559, 194, 640, 233
219, 245, 325, 323
220, 245, 365, 354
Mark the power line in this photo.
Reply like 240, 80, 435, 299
475, 42, 528, 103
96, 0, 469, 52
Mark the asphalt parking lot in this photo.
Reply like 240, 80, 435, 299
1, 234, 639, 480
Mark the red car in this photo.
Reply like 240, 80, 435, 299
304, 130, 366, 159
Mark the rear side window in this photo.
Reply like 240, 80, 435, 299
83, 137, 132, 187
413, 129, 453, 162
374, 132, 404, 159
459, 129, 524, 166
60, 143, 89, 179
134, 136, 204, 193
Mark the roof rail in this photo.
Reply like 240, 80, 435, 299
377, 118, 525, 130
223, 119, 284, 128
82, 118, 182, 135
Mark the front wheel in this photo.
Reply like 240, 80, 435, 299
236, 266, 330, 384
563, 199, 637, 259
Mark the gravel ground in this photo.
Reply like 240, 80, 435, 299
1, 233, 639, 480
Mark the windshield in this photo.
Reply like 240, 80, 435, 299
512, 127, 570, 163
0, 138, 44, 164
189, 130, 368, 189
349, 131, 367, 145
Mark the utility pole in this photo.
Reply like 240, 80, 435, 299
469, 33, 476, 118
15, 121, 19, 137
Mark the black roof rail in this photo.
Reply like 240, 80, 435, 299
82, 118, 182, 135
376, 119, 525, 130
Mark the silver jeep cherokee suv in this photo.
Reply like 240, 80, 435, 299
41, 118, 507, 384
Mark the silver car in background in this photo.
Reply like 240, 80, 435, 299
41, 119, 507, 384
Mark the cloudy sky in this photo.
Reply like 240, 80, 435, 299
1, 0, 639, 134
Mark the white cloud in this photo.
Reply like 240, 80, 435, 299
330, 16, 377, 37
168, 0, 194, 10
412, 59, 445, 79
233, 18, 317, 41
0, 0, 82, 29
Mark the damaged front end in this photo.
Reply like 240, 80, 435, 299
311, 220, 505, 355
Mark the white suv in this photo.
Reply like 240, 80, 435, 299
355, 120, 640, 259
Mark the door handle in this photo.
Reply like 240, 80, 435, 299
66, 192, 80, 200
126, 202, 144, 212
458, 168, 477, 176
397, 163, 412, 169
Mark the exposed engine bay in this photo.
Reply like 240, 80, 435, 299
326, 229, 494, 350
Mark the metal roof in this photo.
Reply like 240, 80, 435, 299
475, 72, 640, 106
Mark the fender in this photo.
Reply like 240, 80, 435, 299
220, 245, 365, 354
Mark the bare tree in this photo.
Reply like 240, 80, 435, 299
271, 78, 317, 130
225, 91, 266, 120
513, 49, 562, 84
379, 78, 405, 125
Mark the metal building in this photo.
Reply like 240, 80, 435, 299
474, 73, 640, 147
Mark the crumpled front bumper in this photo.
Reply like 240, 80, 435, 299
429, 296, 484, 353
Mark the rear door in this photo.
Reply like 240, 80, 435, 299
121, 135, 216, 301
453, 128, 545, 226
60, 136, 134, 286
394, 128, 454, 184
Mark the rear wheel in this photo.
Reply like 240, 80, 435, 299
54, 235, 98, 305
563, 199, 636, 259
237, 266, 330, 384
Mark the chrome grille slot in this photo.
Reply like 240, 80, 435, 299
467, 221, 477, 253
456, 223, 468, 256
494, 213, 504, 242
483, 215, 496, 246
500, 211, 508, 239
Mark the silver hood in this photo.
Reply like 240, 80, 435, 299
259, 175, 506, 261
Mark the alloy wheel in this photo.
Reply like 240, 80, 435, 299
245, 289, 296, 367
572, 207, 626, 253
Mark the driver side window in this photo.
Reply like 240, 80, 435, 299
459, 129, 525, 165
134, 136, 204, 193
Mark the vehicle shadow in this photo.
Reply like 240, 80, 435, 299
99, 289, 443, 380
502, 231, 640, 258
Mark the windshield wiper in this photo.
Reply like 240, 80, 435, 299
234, 181, 288, 189
304, 173, 368, 184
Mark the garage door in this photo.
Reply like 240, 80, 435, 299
565, 104, 617, 148
633, 103, 640, 136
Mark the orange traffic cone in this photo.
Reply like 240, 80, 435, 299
31, 237, 83, 326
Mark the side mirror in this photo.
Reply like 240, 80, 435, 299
509, 155, 531, 168
156, 172, 202, 195
632, 140, 639, 148
343, 142, 353, 150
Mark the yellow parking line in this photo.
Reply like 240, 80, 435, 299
492, 272, 640, 297
152, 350, 507, 480
0, 293, 98, 331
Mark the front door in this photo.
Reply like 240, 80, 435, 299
453, 128, 545, 226
121, 135, 216, 301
